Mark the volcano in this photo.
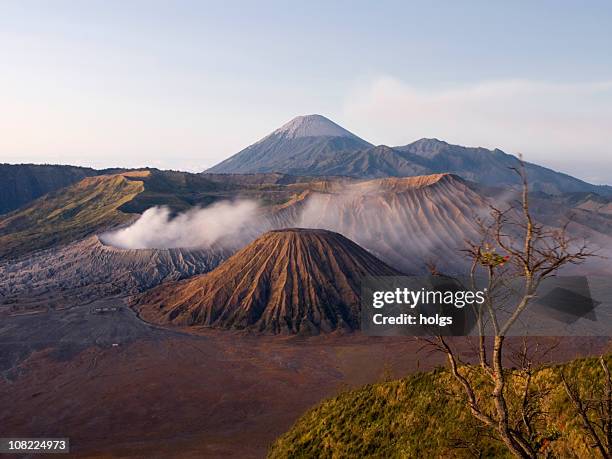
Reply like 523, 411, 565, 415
0, 236, 229, 310
266, 174, 488, 273
135, 228, 401, 334
206, 115, 372, 174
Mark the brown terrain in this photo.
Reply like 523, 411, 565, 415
1, 304, 607, 458
135, 229, 401, 333
0, 236, 229, 312
1, 170, 611, 458
267, 174, 493, 273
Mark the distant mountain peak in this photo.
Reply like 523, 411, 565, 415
411, 138, 448, 146
271, 114, 364, 140
407, 138, 450, 151
205, 114, 372, 174
396, 138, 453, 159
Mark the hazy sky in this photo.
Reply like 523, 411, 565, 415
1, 1, 611, 183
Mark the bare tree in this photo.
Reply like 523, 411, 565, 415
561, 356, 612, 458
433, 160, 593, 458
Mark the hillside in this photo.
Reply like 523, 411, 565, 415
0, 236, 228, 311
261, 145, 431, 178
269, 354, 612, 458
134, 228, 402, 334
0, 164, 101, 214
0, 169, 270, 260
104, 169, 346, 214
267, 174, 487, 273
4, 168, 608, 275
0, 171, 147, 259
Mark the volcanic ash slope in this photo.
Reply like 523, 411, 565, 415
134, 228, 402, 334
0, 236, 229, 309
267, 173, 488, 273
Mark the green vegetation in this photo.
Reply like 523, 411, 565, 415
0, 173, 145, 259
269, 354, 612, 458
118, 170, 234, 214
0, 163, 107, 215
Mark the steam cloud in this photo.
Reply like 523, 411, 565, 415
101, 200, 261, 249
96, 181, 606, 276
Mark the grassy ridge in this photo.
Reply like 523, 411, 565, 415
118, 170, 321, 213
118, 170, 235, 214
0, 169, 317, 260
0, 172, 146, 259
269, 355, 612, 458
0, 163, 101, 215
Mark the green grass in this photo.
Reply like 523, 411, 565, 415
0, 173, 145, 259
269, 354, 612, 458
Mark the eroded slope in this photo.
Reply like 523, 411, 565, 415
135, 228, 401, 334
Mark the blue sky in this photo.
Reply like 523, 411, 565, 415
1, 0, 611, 183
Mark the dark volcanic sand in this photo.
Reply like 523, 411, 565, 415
0, 300, 609, 458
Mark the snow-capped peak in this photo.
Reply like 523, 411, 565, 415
272, 114, 360, 139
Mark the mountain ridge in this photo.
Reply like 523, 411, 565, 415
0, 164, 101, 215
0, 171, 148, 259
206, 115, 611, 196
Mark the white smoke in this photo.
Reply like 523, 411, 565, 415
101, 200, 261, 249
